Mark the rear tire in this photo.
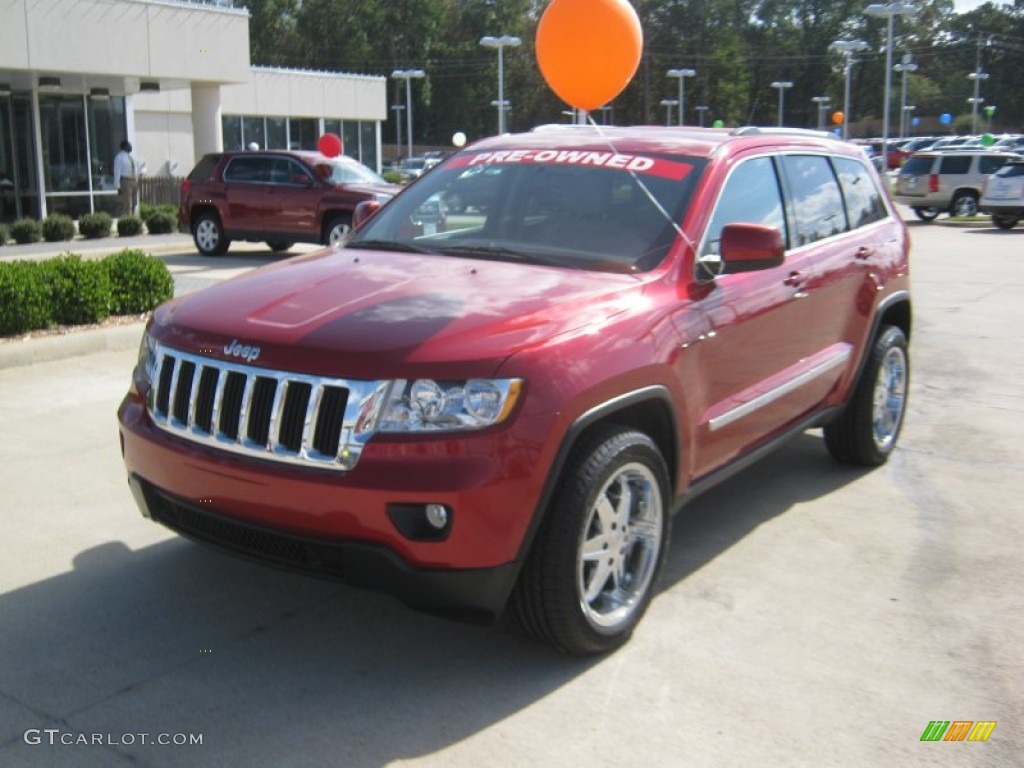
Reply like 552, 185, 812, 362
950, 191, 979, 218
512, 425, 670, 655
824, 326, 909, 466
266, 240, 295, 252
192, 212, 230, 256
912, 207, 940, 222
992, 214, 1019, 230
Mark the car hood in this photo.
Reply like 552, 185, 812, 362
337, 181, 402, 197
153, 247, 646, 379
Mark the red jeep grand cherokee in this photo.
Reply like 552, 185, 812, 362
179, 150, 400, 256
120, 126, 911, 654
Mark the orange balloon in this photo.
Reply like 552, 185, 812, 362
832, 111, 845, 125
536, 0, 643, 112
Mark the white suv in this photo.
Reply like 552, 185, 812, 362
980, 158, 1024, 230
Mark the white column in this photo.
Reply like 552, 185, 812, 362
190, 84, 223, 162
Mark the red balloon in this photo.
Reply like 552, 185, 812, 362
318, 133, 343, 158
536, 0, 643, 113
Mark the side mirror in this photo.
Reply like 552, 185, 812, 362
719, 223, 784, 273
353, 199, 382, 229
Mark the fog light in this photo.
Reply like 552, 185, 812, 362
425, 503, 449, 529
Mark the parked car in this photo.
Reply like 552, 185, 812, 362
397, 156, 430, 182
892, 149, 1018, 220
980, 157, 1024, 229
179, 150, 400, 256
120, 125, 911, 654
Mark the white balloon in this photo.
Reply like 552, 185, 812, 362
452, 132, 467, 148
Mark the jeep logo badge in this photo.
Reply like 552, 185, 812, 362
224, 339, 261, 363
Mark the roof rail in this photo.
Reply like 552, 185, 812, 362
731, 126, 836, 139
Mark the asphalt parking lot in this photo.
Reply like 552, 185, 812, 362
1, 218, 1021, 767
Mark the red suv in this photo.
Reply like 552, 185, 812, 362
121, 126, 911, 654
179, 150, 400, 256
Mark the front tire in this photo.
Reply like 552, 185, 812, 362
912, 206, 940, 222
513, 425, 670, 655
324, 214, 353, 245
192, 213, 230, 256
950, 191, 979, 218
992, 214, 1019, 230
824, 326, 909, 466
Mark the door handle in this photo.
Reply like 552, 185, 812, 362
855, 245, 875, 260
783, 271, 805, 287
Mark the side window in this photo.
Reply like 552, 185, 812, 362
223, 157, 272, 183
979, 156, 1010, 175
834, 157, 888, 229
779, 155, 847, 246
939, 156, 971, 174
268, 158, 312, 186
701, 157, 786, 258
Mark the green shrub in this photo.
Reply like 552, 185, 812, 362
138, 203, 157, 223
78, 212, 113, 239
102, 249, 174, 314
10, 218, 42, 244
117, 215, 145, 237
0, 224, 8, 246
0, 261, 52, 335
382, 171, 403, 184
42, 214, 76, 242
139, 203, 177, 224
37, 255, 111, 325
146, 212, 177, 234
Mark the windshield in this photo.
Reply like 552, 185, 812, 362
324, 159, 386, 186
349, 149, 705, 273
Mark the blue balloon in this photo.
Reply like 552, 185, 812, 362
911, 117, 920, 127
833, 128, 842, 136
939, 113, 952, 125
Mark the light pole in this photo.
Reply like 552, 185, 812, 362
903, 105, 916, 136
390, 103, 405, 163
812, 96, 831, 130
893, 55, 918, 139
696, 105, 709, 127
967, 70, 989, 133
391, 69, 425, 160
831, 39, 869, 140
770, 81, 793, 126
865, 3, 917, 157
479, 35, 521, 135
667, 68, 696, 126
659, 99, 678, 126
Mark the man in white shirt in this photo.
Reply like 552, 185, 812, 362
113, 140, 138, 216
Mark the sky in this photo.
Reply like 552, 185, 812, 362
953, 0, 1011, 10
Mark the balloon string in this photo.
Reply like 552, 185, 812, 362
583, 113, 697, 258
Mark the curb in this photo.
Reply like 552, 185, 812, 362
0, 322, 145, 371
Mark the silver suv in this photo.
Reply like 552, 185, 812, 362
893, 150, 1017, 221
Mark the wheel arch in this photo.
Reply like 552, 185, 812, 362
189, 203, 222, 229
835, 290, 911, 415
513, 385, 680, 563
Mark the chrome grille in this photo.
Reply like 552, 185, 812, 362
146, 342, 389, 471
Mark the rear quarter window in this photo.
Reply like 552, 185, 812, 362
834, 157, 888, 228
187, 154, 221, 181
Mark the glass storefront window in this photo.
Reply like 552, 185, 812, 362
88, 95, 125, 193
343, 121, 359, 161
324, 119, 341, 138
242, 116, 265, 150
266, 117, 286, 149
40, 95, 88, 193
289, 118, 317, 150
223, 115, 242, 151
360, 121, 377, 169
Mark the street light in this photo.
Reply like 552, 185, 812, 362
480, 35, 521, 135
812, 96, 831, 130
770, 81, 793, 126
893, 54, 918, 139
865, 3, 917, 156
667, 68, 696, 126
696, 105, 709, 127
390, 104, 405, 163
903, 105, 916, 136
831, 39, 869, 140
967, 70, 990, 133
391, 69, 425, 160
659, 99, 678, 126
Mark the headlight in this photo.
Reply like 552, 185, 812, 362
137, 331, 157, 384
378, 378, 522, 432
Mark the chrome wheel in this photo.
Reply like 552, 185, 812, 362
577, 462, 663, 631
327, 218, 352, 244
951, 193, 978, 217
872, 346, 907, 452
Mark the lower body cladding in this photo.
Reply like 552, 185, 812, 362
118, 396, 546, 622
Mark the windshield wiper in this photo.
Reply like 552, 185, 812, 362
434, 244, 562, 267
346, 239, 437, 254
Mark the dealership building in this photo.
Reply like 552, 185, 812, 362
0, 0, 388, 221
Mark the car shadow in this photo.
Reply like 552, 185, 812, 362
0, 433, 870, 766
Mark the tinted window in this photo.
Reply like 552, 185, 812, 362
900, 156, 934, 175
187, 154, 221, 181
834, 157, 888, 229
994, 161, 1024, 178
939, 156, 971, 174
224, 157, 272, 183
780, 155, 846, 245
702, 156, 786, 257
268, 158, 312, 186
979, 155, 1011, 175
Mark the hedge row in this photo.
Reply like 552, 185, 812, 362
0, 250, 174, 336
0, 205, 179, 246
